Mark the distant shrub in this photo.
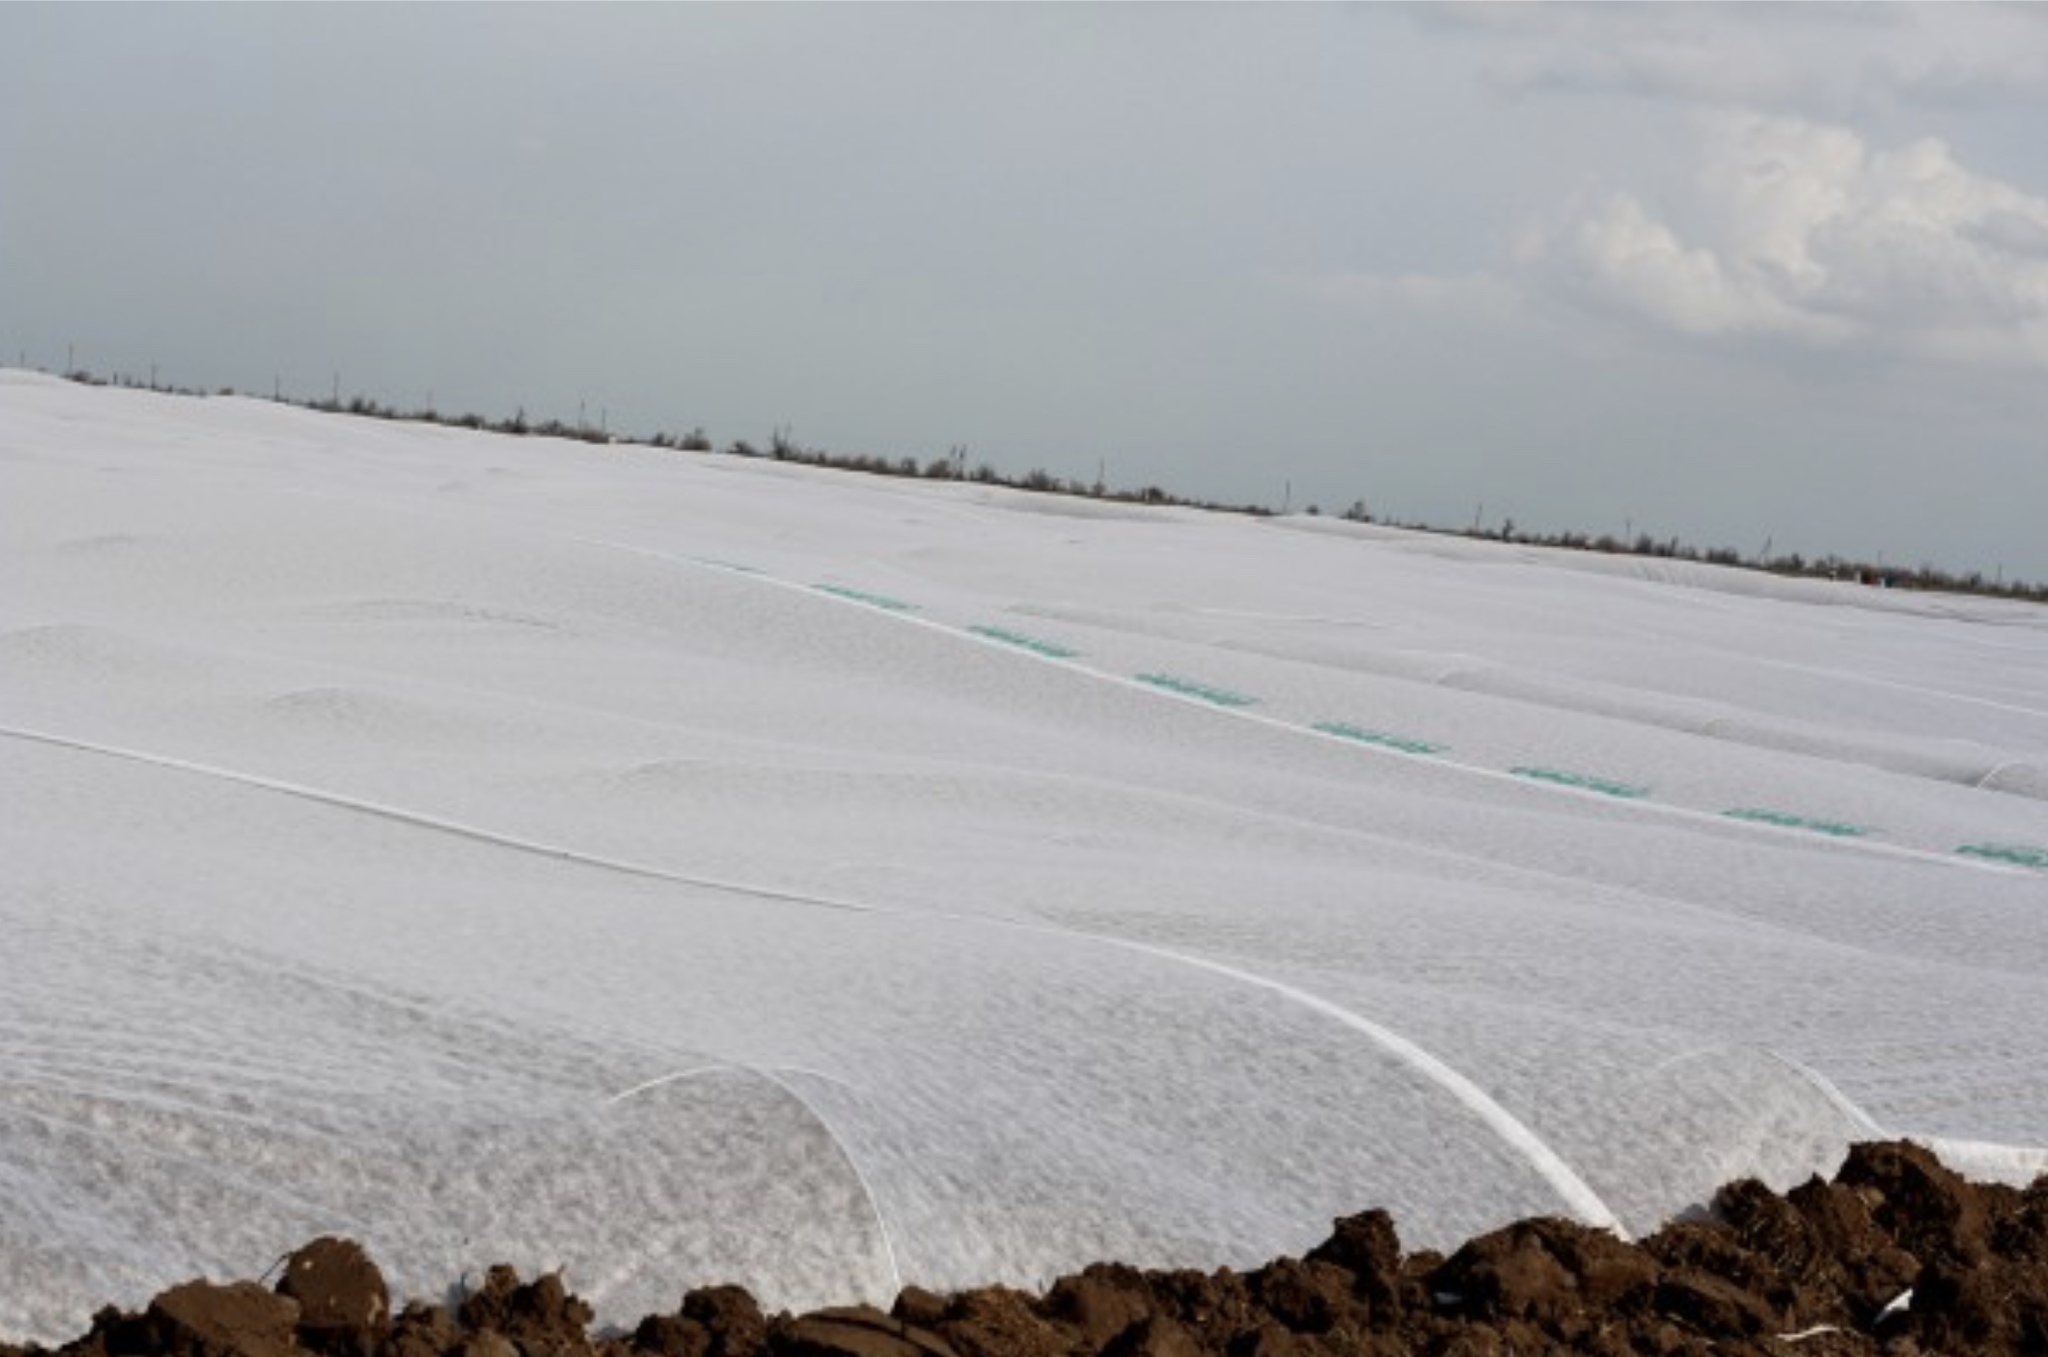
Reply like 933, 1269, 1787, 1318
43, 360, 2045, 603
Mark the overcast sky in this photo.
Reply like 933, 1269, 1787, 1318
6, 4, 2046, 581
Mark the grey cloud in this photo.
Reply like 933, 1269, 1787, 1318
3, 4, 2045, 583
1423, 2, 2048, 118
1967, 208, 2048, 258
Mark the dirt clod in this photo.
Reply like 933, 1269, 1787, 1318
147, 1282, 302, 1357
776, 1307, 956, 1357
277, 1238, 390, 1357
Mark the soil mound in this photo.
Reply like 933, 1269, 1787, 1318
8, 1142, 2045, 1357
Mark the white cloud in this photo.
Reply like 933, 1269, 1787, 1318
1518, 114, 2048, 370
1524, 190, 1849, 344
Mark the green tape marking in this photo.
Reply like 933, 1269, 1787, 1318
968, 625, 1078, 659
1134, 673, 1256, 708
1510, 767, 1649, 799
812, 584, 917, 612
692, 557, 763, 574
1313, 722, 1446, 756
1957, 843, 2048, 870
1723, 808, 1870, 838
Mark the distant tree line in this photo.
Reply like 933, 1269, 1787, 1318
29, 361, 2046, 605
1363, 515, 2045, 604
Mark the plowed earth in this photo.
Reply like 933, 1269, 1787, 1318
8, 1142, 2045, 1357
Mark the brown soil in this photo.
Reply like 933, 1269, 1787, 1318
7, 1141, 2045, 1357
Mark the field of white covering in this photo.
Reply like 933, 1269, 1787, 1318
3, 369, 2045, 1343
